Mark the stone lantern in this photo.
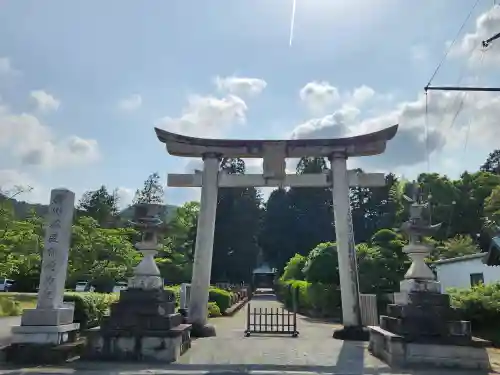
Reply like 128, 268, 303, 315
128, 203, 165, 290
84, 203, 192, 363
368, 183, 491, 370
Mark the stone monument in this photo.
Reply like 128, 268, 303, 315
368, 184, 491, 370
155, 124, 399, 338
85, 203, 191, 363
179, 283, 191, 321
5, 189, 81, 364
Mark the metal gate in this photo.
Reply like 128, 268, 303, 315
244, 305, 299, 337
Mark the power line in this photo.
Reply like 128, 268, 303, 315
425, 0, 482, 89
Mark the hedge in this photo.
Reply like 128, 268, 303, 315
0, 285, 241, 326
276, 279, 341, 317
448, 282, 500, 329
165, 285, 236, 313
63, 292, 118, 329
209, 287, 233, 313
208, 302, 221, 317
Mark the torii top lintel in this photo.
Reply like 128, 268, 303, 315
154, 124, 398, 158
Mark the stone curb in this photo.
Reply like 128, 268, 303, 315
222, 297, 249, 317
0, 370, 379, 375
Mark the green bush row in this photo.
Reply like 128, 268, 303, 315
275, 279, 341, 317
166, 285, 243, 313
448, 282, 500, 330
2, 285, 247, 326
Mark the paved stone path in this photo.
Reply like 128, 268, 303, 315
0, 317, 20, 345
0, 294, 498, 374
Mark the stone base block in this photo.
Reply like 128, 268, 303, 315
400, 279, 441, 293
21, 307, 74, 326
393, 291, 449, 306
11, 323, 80, 345
2, 337, 85, 365
332, 325, 369, 341
368, 325, 491, 370
84, 324, 191, 363
190, 322, 216, 337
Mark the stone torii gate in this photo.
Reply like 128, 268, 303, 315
155, 125, 398, 338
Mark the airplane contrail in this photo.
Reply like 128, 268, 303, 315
289, 0, 297, 47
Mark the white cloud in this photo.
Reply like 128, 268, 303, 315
155, 94, 248, 138
115, 187, 135, 209
299, 81, 340, 115
350, 85, 376, 107
410, 44, 429, 62
0, 109, 100, 169
215, 76, 267, 97
118, 94, 142, 111
0, 169, 48, 203
291, 85, 500, 173
30, 90, 61, 113
451, 5, 500, 66
0, 57, 20, 76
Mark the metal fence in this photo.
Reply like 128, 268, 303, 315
244, 305, 299, 337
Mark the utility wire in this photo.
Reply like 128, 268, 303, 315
425, 0, 482, 89
423, 0, 482, 175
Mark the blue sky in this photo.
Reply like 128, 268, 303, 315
1, 0, 500, 208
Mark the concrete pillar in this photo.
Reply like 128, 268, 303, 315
188, 153, 220, 336
330, 153, 362, 330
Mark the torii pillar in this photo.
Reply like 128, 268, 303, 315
155, 125, 399, 338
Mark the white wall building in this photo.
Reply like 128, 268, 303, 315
434, 253, 500, 292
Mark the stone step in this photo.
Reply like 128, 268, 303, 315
2, 337, 86, 365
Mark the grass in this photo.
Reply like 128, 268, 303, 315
0, 293, 37, 317
1, 292, 37, 309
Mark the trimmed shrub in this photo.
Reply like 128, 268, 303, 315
63, 292, 119, 329
281, 254, 307, 281
208, 302, 221, 317
303, 242, 339, 284
448, 282, 500, 329
209, 287, 233, 313
276, 279, 341, 317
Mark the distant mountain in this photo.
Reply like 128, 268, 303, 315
1, 195, 179, 224
118, 204, 178, 223
0, 195, 50, 218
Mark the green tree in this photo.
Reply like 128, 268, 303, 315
211, 158, 263, 283
434, 235, 480, 260
133, 172, 164, 204
78, 185, 120, 226
68, 216, 137, 291
484, 185, 500, 227
259, 188, 296, 272
287, 157, 334, 255
166, 201, 199, 263
357, 229, 408, 294
480, 149, 500, 175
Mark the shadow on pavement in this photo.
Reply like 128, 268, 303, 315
299, 316, 341, 324
248, 294, 276, 302
0, 354, 490, 375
